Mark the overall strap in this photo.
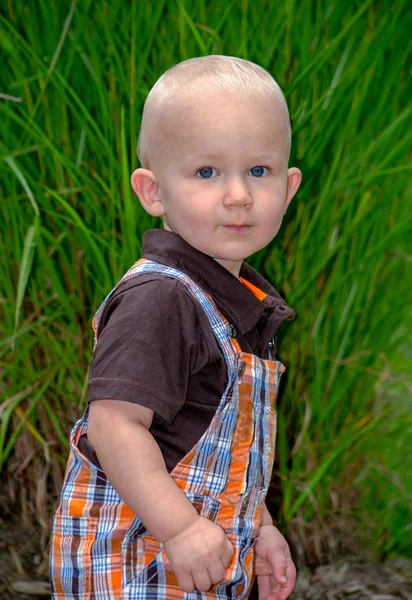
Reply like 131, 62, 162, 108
92, 258, 240, 368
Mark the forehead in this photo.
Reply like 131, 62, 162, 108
160, 95, 290, 160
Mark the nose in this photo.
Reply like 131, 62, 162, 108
222, 175, 253, 208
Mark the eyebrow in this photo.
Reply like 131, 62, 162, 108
185, 152, 279, 162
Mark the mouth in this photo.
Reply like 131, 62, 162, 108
223, 224, 251, 232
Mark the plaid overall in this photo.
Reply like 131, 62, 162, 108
50, 258, 286, 600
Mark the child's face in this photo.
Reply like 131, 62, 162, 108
132, 94, 301, 278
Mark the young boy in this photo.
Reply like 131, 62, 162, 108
50, 55, 302, 600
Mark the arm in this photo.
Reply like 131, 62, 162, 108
89, 399, 273, 539
88, 399, 234, 593
87, 399, 199, 543
260, 502, 274, 526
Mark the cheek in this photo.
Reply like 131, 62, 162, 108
257, 198, 284, 221
177, 196, 213, 223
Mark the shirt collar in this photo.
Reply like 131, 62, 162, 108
142, 229, 295, 335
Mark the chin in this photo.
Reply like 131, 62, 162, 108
211, 253, 249, 263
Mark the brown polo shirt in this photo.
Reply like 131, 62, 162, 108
81, 229, 295, 473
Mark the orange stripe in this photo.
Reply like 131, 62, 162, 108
239, 277, 267, 301
224, 358, 254, 503
109, 503, 135, 593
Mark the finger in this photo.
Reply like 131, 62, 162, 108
267, 573, 281, 600
192, 569, 213, 593
272, 555, 288, 586
285, 556, 296, 585
257, 573, 271, 600
176, 570, 195, 594
207, 560, 227, 585
222, 537, 234, 569
277, 558, 297, 600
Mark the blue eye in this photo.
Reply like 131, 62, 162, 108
196, 165, 268, 178
249, 166, 267, 177
197, 167, 216, 179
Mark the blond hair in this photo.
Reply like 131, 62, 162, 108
137, 55, 291, 170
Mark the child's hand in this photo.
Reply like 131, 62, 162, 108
254, 525, 296, 600
162, 516, 234, 593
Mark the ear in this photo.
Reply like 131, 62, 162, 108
130, 168, 166, 217
284, 167, 302, 213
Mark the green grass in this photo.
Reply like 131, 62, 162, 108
1, 0, 411, 562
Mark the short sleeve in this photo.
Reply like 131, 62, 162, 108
87, 276, 201, 426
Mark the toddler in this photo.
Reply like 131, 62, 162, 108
50, 55, 302, 600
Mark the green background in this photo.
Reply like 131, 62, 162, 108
1, 0, 411, 565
